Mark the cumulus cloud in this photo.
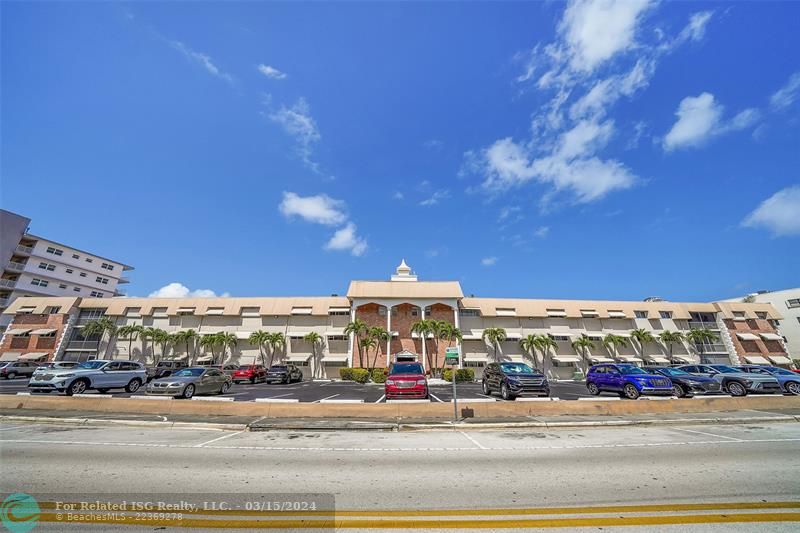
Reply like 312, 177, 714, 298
325, 223, 368, 256
170, 41, 233, 83
662, 92, 760, 151
279, 192, 347, 225
269, 98, 321, 172
770, 72, 800, 111
742, 185, 800, 237
149, 282, 229, 298
481, 257, 498, 266
257, 64, 287, 80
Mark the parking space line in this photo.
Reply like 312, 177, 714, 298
671, 427, 743, 441
429, 393, 444, 403
476, 393, 500, 402
374, 395, 385, 403
314, 394, 340, 403
193, 430, 244, 448
0, 425, 35, 431
263, 393, 296, 399
458, 431, 487, 450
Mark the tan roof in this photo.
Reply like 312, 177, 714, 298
2, 296, 79, 315
347, 281, 463, 299
461, 298, 719, 319
712, 301, 782, 320
78, 296, 350, 317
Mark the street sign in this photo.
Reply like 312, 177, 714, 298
445, 347, 460, 365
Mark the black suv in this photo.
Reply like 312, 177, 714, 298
146, 360, 188, 382
482, 362, 549, 400
642, 366, 721, 397
266, 364, 303, 384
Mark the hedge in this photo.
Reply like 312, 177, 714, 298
370, 369, 387, 383
339, 368, 370, 383
442, 368, 475, 383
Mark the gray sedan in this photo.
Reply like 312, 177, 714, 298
145, 367, 232, 399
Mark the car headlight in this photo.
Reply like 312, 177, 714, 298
59, 374, 75, 378
386, 380, 395, 385
168, 383, 182, 387
416, 380, 427, 386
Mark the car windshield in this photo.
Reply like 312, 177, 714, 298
390, 363, 424, 374
500, 363, 537, 374
618, 365, 649, 375
710, 365, 740, 373
656, 368, 692, 377
765, 367, 794, 375
171, 368, 205, 377
76, 361, 107, 370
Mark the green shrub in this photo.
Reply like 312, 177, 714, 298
370, 368, 387, 383
339, 368, 354, 381
350, 368, 370, 383
442, 368, 475, 383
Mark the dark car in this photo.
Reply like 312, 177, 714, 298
734, 365, 800, 396
0, 361, 38, 379
586, 363, 674, 399
482, 362, 549, 400
676, 364, 781, 396
232, 364, 268, 384
385, 362, 428, 400
146, 360, 188, 382
642, 366, 722, 397
265, 364, 303, 384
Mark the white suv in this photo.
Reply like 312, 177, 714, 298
29, 360, 146, 396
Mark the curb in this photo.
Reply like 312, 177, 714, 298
0, 415, 247, 432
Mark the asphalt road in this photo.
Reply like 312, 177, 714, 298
1, 421, 799, 531
0, 376, 627, 402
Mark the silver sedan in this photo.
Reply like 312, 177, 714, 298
145, 367, 232, 399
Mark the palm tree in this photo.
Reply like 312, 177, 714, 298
519, 334, 539, 369
117, 324, 143, 361
217, 332, 238, 364
630, 328, 655, 362
603, 333, 629, 361
571, 334, 596, 374
151, 328, 171, 365
173, 329, 199, 364
82, 317, 118, 359
658, 330, 685, 364
249, 330, 272, 367
482, 327, 507, 362
267, 332, 286, 367
344, 319, 369, 368
303, 332, 324, 379
199, 333, 219, 365
359, 337, 377, 374
411, 320, 435, 371
427, 320, 447, 376
685, 328, 719, 357
533, 334, 558, 378
438, 323, 462, 374
141, 327, 159, 364
366, 327, 391, 376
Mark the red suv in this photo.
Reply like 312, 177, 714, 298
232, 364, 267, 384
385, 362, 428, 400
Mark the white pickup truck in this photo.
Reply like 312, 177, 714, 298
28, 360, 147, 396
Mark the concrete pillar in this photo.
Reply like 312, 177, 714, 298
386, 305, 392, 367
420, 306, 426, 371
454, 305, 462, 369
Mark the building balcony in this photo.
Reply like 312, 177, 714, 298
6, 261, 26, 273
118, 277, 130, 284
0, 298, 9, 308
694, 343, 728, 354
65, 340, 100, 351
0, 279, 17, 289
15, 244, 33, 255
688, 321, 719, 330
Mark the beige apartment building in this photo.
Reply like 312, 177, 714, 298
0, 261, 793, 380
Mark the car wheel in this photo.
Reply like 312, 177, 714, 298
727, 381, 747, 397
125, 379, 142, 393
297, 375, 303, 383
66, 379, 88, 396
500, 383, 512, 400
250, 377, 256, 384
672, 384, 686, 398
623, 383, 640, 400
97, 388, 110, 394
786, 382, 800, 396
7, 372, 16, 379
482, 380, 491, 395
182, 384, 195, 399
219, 382, 230, 395
587, 382, 600, 395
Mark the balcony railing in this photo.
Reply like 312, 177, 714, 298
15, 245, 33, 255
694, 343, 727, 354
0, 279, 17, 289
65, 340, 100, 351
0, 298, 9, 307
6, 262, 26, 272
688, 321, 719, 330
76, 315, 106, 325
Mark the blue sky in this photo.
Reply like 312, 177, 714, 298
2, 1, 799, 302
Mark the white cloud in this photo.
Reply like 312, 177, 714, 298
419, 190, 450, 207
170, 41, 233, 83
325, 223, 368, 256
481, 257, 498, 266
257, 64, 287, 80
149, 282, 229, 298
742, 185, 800, 237
269, 98, 321, 172
770, 72, 800, 111
392, 191, 405, 200
498, 206, 522, 221
279, 192, 347, 226
663, 93, 760, 151
679, 11, 714, 42
534, 226, 550, 238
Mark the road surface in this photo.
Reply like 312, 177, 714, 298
1, 421, 798, 531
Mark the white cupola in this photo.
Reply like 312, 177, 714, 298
391, 259, 418, 282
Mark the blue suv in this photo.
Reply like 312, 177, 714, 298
586, 363, 674, 399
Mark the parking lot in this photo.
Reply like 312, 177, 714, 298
0, 376, 599, 402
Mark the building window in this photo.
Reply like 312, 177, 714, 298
95, 277, 109, 285
45, 306, 60, 314
328, 310, 349, 316
659, 311, 673, 319
85, 258, 93, 263
38, 262, 56, 271
634, 310, 648, 319
66, 269, 73, 274
459, 309, 480, 317
46, 247, 63, 256
787, 299, 800, 309
125, 307, 141, 317
72, 254, 79, 259
58, 284, 67, 289
411, 308, 419, 317
733, 311, 746, 319
378, 306, 387, 316
101, 263, 114, 271
30, 278, 49, 287
79, 272, 87, 278
152, 307, 168, 317
756, 312, 767, 319
73, 287, 81, 292
89, 291, 104, 297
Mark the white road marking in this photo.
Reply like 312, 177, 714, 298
262, 393, 295, 399
459, 431, 487, 450
193, 430, 245, 448
429, 393, 444, 403
374, 394, 386, 403
314, 394, 340, 403
0, 425, 34, 431
671, 427, 744, 441
476, 393, 500, 402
